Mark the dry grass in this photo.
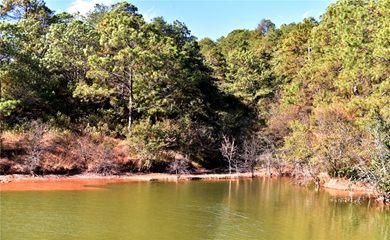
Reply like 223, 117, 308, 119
1, 129, 138, 176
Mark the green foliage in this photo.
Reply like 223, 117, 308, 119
198, 38, 226, 80
274, 17, 318, 85
270, 0, 390, 189
0, 99, 19, 117
1, 18, 53, 122
217, 29, 252, 56
359, 110, 390, 198
225, 46, 274, 107
256, 19, 275, 35
337, 167, 358, 180
128, 119, 179, 171
0, 0, 54, 24
282, 120, 313, 165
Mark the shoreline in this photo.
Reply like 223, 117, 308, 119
0, 172, 262, 191
0, 172, 379, 200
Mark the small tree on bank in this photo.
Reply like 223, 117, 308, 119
167, 155, 190, 180
26, 121, 46, 176
241, 135, 263, 178
358, 113, 390, 203
220, 135, 237, 174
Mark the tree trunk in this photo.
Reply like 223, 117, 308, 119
128, 67, 134, 133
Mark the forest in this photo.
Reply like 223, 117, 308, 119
1, 0, 390, 200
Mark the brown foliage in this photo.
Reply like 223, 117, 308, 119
312, 106, 365, 176
0, 128, 138, 176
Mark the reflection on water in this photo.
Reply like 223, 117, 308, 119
1, 177, 389, 239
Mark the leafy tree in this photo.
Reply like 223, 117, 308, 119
256, 19, 275, 35
274, 17, 317, 85
0, 0, 54, 25
311, 106, 363, 177
198, 37, 215, 53
85, 2, 141, 27
282, 120, 314, 169
276, 0, 390, 182
216, 29, 252, 56
38, 19, 104, 127
198, 37, 226, 80
79, 3, 157, 132
225, 46, 274, 108
0, 18, 56, 123
359, 110, 390, 202
0, 21, 20, 118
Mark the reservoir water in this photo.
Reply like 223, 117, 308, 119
1, 177, 389, 239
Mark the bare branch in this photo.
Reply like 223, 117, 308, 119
220, 135, 237, 175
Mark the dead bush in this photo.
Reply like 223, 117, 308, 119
87, 141, 119, 175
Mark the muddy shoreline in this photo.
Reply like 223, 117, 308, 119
0, 172, 262, 191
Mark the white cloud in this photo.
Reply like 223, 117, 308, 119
302, 9, 313, 19
66, 0, 115, 15
277, 15, 283, 19
140, 5, 159, 22
318, 11, 325, 19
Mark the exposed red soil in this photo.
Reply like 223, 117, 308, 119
0, 178, 123, 191
0, 172, 266, 191
322, 178, 378, 198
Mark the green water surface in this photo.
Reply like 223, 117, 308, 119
1, 177, 389, 239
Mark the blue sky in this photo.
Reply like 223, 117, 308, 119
45, 0, 336, 41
